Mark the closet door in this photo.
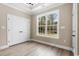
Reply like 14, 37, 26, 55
7, 14, 30, 46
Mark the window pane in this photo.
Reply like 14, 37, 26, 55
47, 13, 58, 25
39, 26, 45, 35
47, 26, 57, 37
39, 16, 46, 25
47, 13, 58, 37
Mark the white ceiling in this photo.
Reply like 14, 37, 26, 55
2, 3, 65, 15
25, 3, 42, 9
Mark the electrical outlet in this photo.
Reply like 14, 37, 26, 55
64, 40, 66, 43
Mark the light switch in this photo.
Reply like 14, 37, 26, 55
1, 26, 5, 29
60, 26, 65, 29
64, 40, 66, 43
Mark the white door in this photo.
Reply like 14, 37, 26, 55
7, 14, 30, 46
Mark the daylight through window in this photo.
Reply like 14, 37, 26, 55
37, 10, 59, 38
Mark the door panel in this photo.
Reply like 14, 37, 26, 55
7, 14, 30, 46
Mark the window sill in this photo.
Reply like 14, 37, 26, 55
36, 34, 59, 39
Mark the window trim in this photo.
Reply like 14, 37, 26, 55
36, 9, 59, 39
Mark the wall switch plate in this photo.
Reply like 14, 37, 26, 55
61, 26, 65, 29
1, 26, 5, 29
64, 40, 66, 43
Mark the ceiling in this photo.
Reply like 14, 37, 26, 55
25, 3, 42, 9
2, 3, 64, 15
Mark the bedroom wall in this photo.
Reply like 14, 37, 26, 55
0, 4, 31, 47
31, 3, 72, 49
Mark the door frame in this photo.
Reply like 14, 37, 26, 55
7, 14, 10, 46
72, 3, 78, 56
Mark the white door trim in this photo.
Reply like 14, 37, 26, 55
72, 3, 78, 56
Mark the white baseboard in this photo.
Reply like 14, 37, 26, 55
32, 39, 72, 51
0, 40, 31, 50
0, 40, 73, 53
0, 45, 9, 50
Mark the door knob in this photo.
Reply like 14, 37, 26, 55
72, 35, 75, 36
19, 31, 23, 33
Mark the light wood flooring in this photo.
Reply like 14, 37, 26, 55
0, 41, 73, 56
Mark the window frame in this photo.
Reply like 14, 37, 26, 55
36, 10, 59, 39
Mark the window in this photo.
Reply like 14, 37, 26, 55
37, 10, 59, 38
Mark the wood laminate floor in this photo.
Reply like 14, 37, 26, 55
0, 41, 73, 56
